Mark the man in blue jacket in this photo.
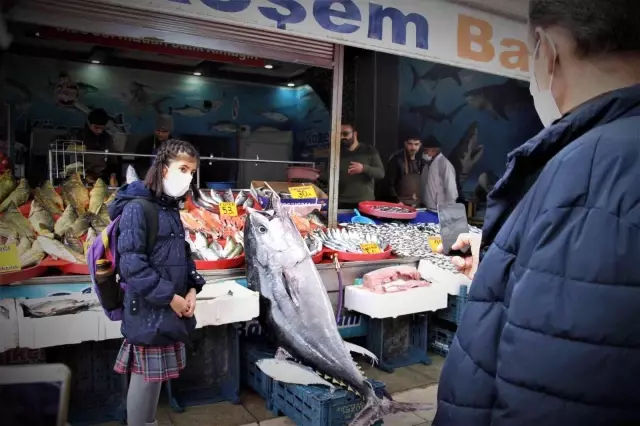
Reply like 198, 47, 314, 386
434, 1, 640, 425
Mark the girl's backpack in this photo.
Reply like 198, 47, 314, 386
87, 199, 158, 321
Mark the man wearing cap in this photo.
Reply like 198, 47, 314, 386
420, 135, 458, 210
135, 114, 174, 178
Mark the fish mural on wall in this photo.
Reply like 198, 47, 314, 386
398, 57, 543, 200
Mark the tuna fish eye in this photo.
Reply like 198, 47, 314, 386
258, 225, 267, 234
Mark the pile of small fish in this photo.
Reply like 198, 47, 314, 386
312, 227, 389, 254
186, 230, 244, 261
0, 171, 113, 269
194, 188, 254, 210
342, 222, 481, 273
373, 205, 413, 214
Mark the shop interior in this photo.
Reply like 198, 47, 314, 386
1, 22, 333, 193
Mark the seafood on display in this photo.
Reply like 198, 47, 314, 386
20, 298, 99, 318
193, 189, 254, 210
341, 222, 481, 273
186, 230, 244, 261
244, 194, 433, 426
0, 172, 114, 270
372, 205, 413, 214
313, 227, 389, 254
362, 266, 430, 294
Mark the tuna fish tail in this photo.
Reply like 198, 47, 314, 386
348, 387, 434, 426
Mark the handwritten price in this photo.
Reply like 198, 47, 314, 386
360, 243, 381, 254
427, 235, 442, 252
219, 202, 238, 217
289, 186, 316, 199
0, 244, 20, 272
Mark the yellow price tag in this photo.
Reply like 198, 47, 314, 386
219, 202, 238, 217
289, 185, 316, 199
0, 244, 21, 272
427, 235, 442, 252
360, 243, 381, 254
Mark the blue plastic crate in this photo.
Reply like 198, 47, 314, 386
435, 285, 469, 325
270, 379, 386, 426
429, 326, 456, 357
337, 312, 368, 339
46, 339, 126, 425
167, 324, 241, 410
367, 314, 431, 373
242, 343, 275, 404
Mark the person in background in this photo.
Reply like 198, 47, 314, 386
337, 123, 385, 209
134, 115, 174, 178
74, 108, 120, 184
109, 140, 205, 426
385, 135, 424, 206
433, 0, 640, 425
420, 136, 457, 210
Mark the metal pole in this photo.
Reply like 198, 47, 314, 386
48, 148, 53, 183
328, 44, 345, 228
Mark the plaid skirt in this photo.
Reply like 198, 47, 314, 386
113, 339, 186, 383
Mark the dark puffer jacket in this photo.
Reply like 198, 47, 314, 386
108, 181, 205, 346
434, 85, 640, 426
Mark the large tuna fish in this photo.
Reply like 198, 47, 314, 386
244, 196, 433, 426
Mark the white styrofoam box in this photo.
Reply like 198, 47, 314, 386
344, 285, 448, 319
195, 280, 259, 327
16, 295, 107, 349
0, 299, 19, 352
418, 259, 471, 296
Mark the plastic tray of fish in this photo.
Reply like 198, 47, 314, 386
358, 201, 417, 220
311, 228, 392, 261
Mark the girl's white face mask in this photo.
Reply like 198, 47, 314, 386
162, 165, 192, 198
530, 33, 563, 127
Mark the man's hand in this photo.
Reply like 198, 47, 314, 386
348, 162, 364, 175
184, 288, 197, 318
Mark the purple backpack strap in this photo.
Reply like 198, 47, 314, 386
88, 216, 123, 321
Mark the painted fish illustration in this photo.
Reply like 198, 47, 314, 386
74, 102, 131, 135
210, 120, 239, 133
129, 81, 152, 119
152, 96, 173, 114
244, 195, 433, 426
21, 298, 98, 318
409, 63, 462, 90
464, 79, 531, 120
76, 82, 99, 93
304, 106, 317, 121
447, 122, 484, 189
409, 99, 465, 130
261, 111, 289, 122
170, 104, 209, 117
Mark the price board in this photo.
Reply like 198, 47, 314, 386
0, 244, 20, 272
219, 202, 238, 217
360, 243, 382, 254
289, 185, 316, 199
427, 235, 442, 253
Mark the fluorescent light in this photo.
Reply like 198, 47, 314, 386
264, 64, 274, 69
287, 82, 295, 87
91, 60, 101, 64
193, 72, 202, 76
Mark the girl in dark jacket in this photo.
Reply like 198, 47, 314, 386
108, 139, 205, 426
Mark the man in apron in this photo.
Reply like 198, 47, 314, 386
386, 135, 424, 206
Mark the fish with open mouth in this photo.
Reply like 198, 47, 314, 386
244, 194, 433, 426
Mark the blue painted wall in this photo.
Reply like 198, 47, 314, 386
397, 57, 543, 196
1, 54, 329, 163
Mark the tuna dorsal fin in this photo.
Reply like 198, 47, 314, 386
344, 341, 379, 365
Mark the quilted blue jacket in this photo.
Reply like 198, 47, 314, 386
434, 85, 640, 426
108, 181, 205, 346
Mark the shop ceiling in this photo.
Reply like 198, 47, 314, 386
3, 22, 312, 87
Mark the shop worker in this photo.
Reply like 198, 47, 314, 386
135, 114, 174, 178
420, 136, 457, 210
75, 108, 120, 184
386, 134, 424, 206
434, 0, 640, 425
337, 122, 384, 209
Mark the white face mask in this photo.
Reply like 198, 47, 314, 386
423, 154, 432, 161
530, 34, 563, 127
162, 167, 193, 198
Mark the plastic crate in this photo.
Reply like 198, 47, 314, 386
167, 324, 241, 410
429, 326, 456, 357
242, 343, 276, 405
46, 339, 126, 425
367, 314, 431, 373
337, 312, 368, 339
435, 285, 469, 325
271, 379, 386, 426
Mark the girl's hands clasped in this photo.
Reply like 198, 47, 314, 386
184, 288, 197, 318
170, 289, 197, 318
